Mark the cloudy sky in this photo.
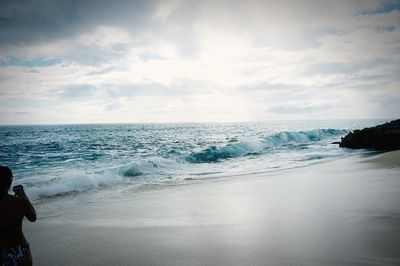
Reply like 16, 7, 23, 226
0, 0, 399, 124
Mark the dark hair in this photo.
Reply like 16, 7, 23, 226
0, 166, 13, 193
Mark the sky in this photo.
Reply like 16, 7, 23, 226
0, 0, 399, 124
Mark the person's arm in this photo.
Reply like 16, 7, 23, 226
15, 185, 37, 222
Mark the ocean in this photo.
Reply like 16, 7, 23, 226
0, 119, 388, 202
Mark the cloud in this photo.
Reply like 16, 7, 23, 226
0, 57, 61, 68
0, 0, 156, 45
0, 0, 399, 124
104, 101, 120, 111
358, 0, 400, 15
59, 84, 97, 100
303, 58, 393, 76
267, 104, 335, 114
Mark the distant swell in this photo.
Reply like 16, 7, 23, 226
186, 129, 347, 163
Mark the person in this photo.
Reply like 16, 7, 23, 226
0, 166, 36, 266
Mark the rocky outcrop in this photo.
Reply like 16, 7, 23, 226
339, 119, 400, 150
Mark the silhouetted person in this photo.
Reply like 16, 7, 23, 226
0, 166, 36, 266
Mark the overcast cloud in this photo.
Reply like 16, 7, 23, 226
0, 0, 399, 124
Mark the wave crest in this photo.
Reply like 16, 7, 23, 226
186, 129, 347, 163
26, 159, 166, 201
26, 170, 124, 201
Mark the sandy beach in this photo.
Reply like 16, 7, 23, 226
25, 151, 400, 266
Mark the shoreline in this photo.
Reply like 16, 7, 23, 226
362, 150, 400, 167
29, 149, 366, 207
25, 151, 400, 265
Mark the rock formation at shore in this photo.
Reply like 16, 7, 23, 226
339, 119, 400, 150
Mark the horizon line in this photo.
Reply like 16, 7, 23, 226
0, 118, 395, 127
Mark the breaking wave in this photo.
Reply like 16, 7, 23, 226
186, 129, 347, 163
25, 159, 169, 201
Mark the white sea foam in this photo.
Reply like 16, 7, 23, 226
186, 129, 347, 163
26, 170, 125, 201
25, 157, 181, 201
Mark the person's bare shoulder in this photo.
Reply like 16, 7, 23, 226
0, 195, 23, 216
1, 194, 18, 203
9, 195, 29, 210
6, 195, 23, 206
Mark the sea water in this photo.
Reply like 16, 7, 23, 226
0, 119, 389, 202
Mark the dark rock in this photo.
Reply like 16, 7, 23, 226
339, 119, 400, 150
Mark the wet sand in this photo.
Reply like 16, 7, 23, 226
25, 151, 400, 265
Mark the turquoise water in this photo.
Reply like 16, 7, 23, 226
0, 120, 388, 201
